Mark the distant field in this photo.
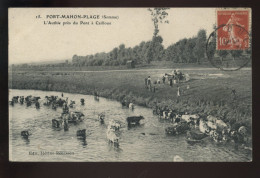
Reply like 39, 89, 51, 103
9, 68, 252, 132
11, 61, 216, 71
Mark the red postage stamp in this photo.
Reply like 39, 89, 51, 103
216, 9, 251, 50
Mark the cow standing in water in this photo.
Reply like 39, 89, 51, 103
62, 102, 69, 114
35, 101, 40, 109
126, 116, 144, 127
80, 98, 85, 105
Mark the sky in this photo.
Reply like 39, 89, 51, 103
9, 8, 216, 64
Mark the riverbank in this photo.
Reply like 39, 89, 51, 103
9, 68, 252, 138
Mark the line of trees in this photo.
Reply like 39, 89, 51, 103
71, 29, 208, 67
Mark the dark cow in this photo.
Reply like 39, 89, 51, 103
52, 103, 57, 110
26, 101, 32, 107
69, 100, 75, 108
165, 122, 189, 135
80, 98, 85, 105
98, 113, 105, 124
21, 130, 31, 138
52, 119, 63, 128
77, 129, 86, 137
19, 96, 24, 104
64, 120, 69, 131
56, 98, 66, 107
12, 96, 19, 103
126, 116, 144, 126
35, 101, 40, 109
68, 112, 85, 123
186, 130, 208, 140
10, 100, 14, 106
62, 103, 69, 114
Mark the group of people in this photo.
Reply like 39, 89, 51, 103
144, 74, 187, 97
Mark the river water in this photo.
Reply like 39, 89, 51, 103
9, 89, 252, 162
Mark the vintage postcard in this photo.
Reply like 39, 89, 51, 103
8, 8, 252, 162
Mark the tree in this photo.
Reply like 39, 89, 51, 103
148, 8, 169, 37
217, 50, 228, 62
229, 50, 243, 60
72, 55, 79, 65
146, 8, 169, 63
193, 29, 207, 64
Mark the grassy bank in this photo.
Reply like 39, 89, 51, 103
9, 68, 252, 133
11, 61, 215, 72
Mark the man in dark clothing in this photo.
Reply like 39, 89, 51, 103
170, 78, 173, 87
162, 75, 165, 84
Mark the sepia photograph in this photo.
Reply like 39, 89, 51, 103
8, 8, 252, 162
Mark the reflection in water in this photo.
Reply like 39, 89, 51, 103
77, 137, 87, 148
9, 89, 252, 162
22, 137, 30, 145
127, 123, 144, 130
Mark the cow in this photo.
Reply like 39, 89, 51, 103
207, 115, 218, 123
69, 100, 75, 108
98, 113, 105, 123
68, 111, 84, 123
106, 129, 119, 147
129, 103, 134, 110
108, 120, 121, 131
19, 96, 24, 104
12, 96, 19, 103
80, 98, 85, 105
207, 121, 217, 130
165, 122, 189, 135
35, 101, 40, 109
77, 129, 86, 138
186, 130, 207, 140
182, 114, 200, 123
199, 119, 211, 134
216, 119, 228, 130
64, 120, 69, 131
21, 130, 31, 138
10, 100, 14, 106
52, 118, 63, 128
126, 116, 144, 126
238, 126, 247, 136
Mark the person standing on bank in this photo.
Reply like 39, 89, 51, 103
147, 76, 151, 90
170, 78, 173, 87
162, 75, 165, 84
177, 86, 181, 97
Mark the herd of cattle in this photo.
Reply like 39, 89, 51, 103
10, 95, 144, 147
11, 94, 250, 149
153, 107, 250, 147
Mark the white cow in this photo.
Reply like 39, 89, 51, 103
216, 119, 228, 130
207, 115, 218, 123
199, 119, 210, 134
181, 115, 191, 122
106, 129, 119, 143
129, 103, 134, 110
108, 120, 121, 131
207, 121, 217, 130
181, 114, 199, 123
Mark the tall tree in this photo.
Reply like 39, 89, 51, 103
217, 50, 228, 62
148, 8, 169, 37
147, 8, 169, 64
193, 29, 207, 64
